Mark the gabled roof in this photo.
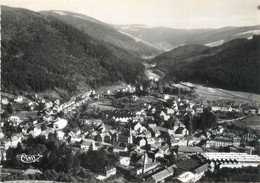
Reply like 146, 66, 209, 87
81, 141, 92, 146
151, 164, 175, 182
11, 111, 38, 119
23, 168, 42, 175
176, 158, 206, 171
178, 146, 203, 153
193, 163, 209, 174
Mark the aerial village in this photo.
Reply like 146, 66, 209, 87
1, 78, 260, 182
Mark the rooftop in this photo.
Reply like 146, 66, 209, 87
176, 158, 205, 171
178, 146, 203, 153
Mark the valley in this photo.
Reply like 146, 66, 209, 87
1, 4, 260, 183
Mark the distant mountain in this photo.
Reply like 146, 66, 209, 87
114, 25, 260, 51
153, 36, 260, 93
40, 10, 161, 58
1, 6, 145, 98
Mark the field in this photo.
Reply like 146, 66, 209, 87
234, 115, 260, 131
182, 82, 260, 105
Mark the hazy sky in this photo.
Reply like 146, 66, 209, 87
2, 0, 260, 29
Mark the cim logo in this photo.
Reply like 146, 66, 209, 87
16, 153, 43, 163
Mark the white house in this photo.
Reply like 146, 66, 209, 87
164, 94, 170, 100
160, 111, 170, 121
132, 122, 143, 132
195, 108, 203, 114
147, 138, 156, 145
212, 106, 221, 112
53, 118, 68, 130
167, 108, 175, 114
119, 156, 130, 166
113, 146, 128, 153
138, 138, 146, 147
56, 131, 65, 140
1, 98, 9, 105
8, 116, 21, 126
31, 127, 42, 137
81, 141, 92, 151
14, 96, 23, 103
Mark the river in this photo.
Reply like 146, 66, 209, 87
143, 62, 161, 81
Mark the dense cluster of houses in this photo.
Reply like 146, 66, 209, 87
1, 82, 260, 182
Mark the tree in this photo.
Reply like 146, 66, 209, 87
57, 111, 65, 118
41, 123, 47, 131
1, 111, 10, 119
6, 103, 14, 114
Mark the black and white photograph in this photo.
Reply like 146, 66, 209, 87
0, 0, 260, 182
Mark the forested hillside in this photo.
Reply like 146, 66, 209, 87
40, 11, 161, 57
158, 36, 260, 93
1, 6, 145, 97
151, 44, 209, 72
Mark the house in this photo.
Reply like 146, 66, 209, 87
131, 95, 139, 102
174, 171, 196, 182
173, 158, 209, 183
54, 99, 60, 106
170, 138, 179, 147
150, 164, 176, 183
155, 144, 170, 158
9, 111, 38, 123
133, 116, 144, 122
195, 107, 203, 114
167, 108, 175, 114
14, 96, 23, 103
31, 126, 42, 137
45, 102, 53, 109
105, 166, 117, 177
206, 138, 233, 148
56, 131, 65, 140
53, 118, 68, 130
250, 109, 257, 114
40, 128, 55, 139
160, 111, 170, 121
178, 146, 203, 154
23, 168, 42, 175
113, 146, 128, 153
211, 106, 221, 112
1, 98, 9, 105
117, 134, 130, 144
101, 132, 112, 143
146, 116, 155, 121
143, 130, 152, 138
70, 135, 83, 143
242, 133, 257, 142
233, 137, 241, 147
119, 156, 131, 166
164, 94, 170, 100
147, 138, 156, 145
143, 161, 161, 174
96, 166, 117, 180
5, 135, 23, 148
131, 122, 143, 132
8, 116, 21, 126
81, 141, 92, 151
96, 124, 112, 133
137, 138, 146, 147
243, 109, 249, 114
183, 136, 201, 146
